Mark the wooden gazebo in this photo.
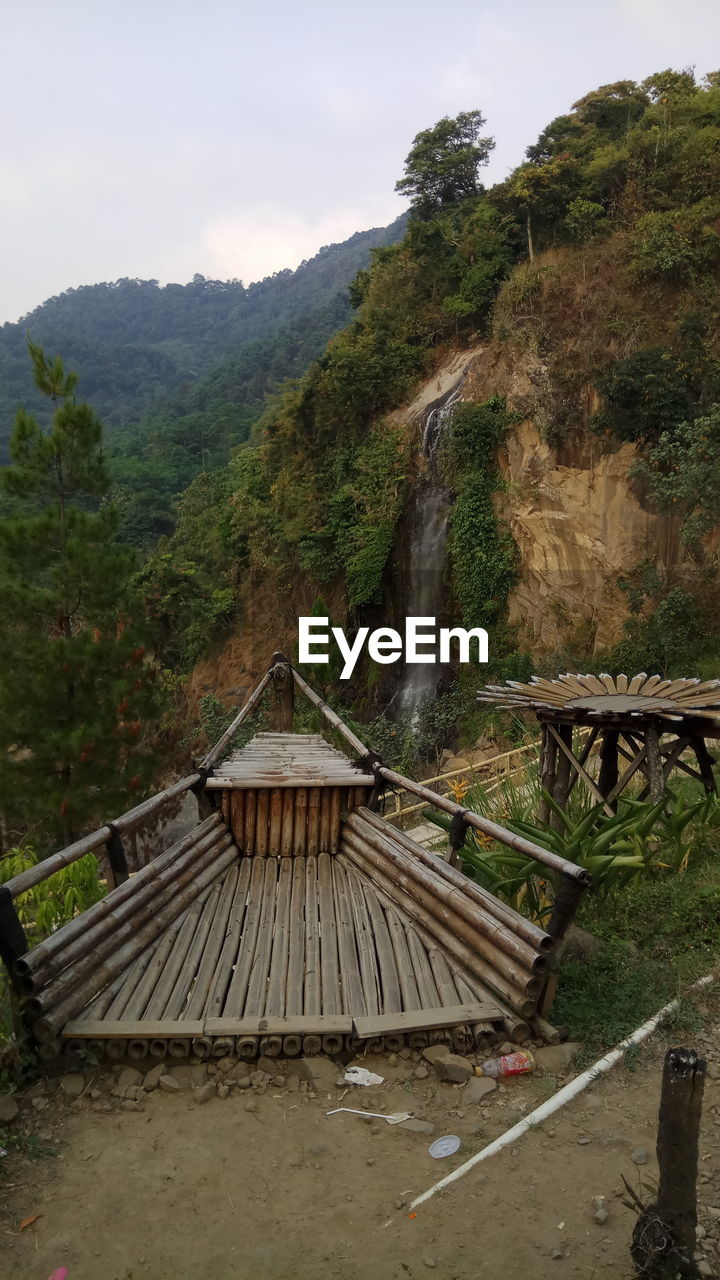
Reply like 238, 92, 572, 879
478, 673, 720, 825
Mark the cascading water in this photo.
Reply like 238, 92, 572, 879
395, 376, 466, 720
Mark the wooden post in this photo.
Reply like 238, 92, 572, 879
538, 722, 557, 825
0, 886, 28, 1016
271, 656, 295, 733
632, 1047, 706, 1277
656, 1047, 706, 1267
550, 724, 573, 832
692, 737, 717, 796
598, 729, 619, 805
645, 725, 664, 804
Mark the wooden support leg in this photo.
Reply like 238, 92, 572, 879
550, 724, 573, 833
692, 738, 717, 795
538, 725, 557, 825
645, 725, 664, 804
547, 874, 586, 947
598, 729, 619, 808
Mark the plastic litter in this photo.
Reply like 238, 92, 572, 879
428, 1135, 461, 1159
478, 1051, 534, 1078
327, 1108, 412, 1125
344, 1066, 384, 1087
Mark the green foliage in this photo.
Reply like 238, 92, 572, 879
0, 845, 105, 1052
0, 344, 162, 845
602, 586, 705, 676
632, 405, 720, 542
554, 815, 720, 1053
198, 691, 269, 762
630, 201, 720, 284
565, 198, 606, 247
395, 111, 495, 218
592, 347, 698, 442
438, 398, 518, 632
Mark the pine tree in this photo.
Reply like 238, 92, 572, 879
0, 340, 161, 849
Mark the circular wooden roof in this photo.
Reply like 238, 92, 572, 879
478, 673, 720, 723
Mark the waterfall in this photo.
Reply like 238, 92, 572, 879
395, 375, 466, 720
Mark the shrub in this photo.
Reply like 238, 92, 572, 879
630, 203, 720, 284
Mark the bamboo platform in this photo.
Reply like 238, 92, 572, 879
56, 842, 517, 1061
2, 661, 590, 1063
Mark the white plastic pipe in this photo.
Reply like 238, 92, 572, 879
409, 972, 716, 1211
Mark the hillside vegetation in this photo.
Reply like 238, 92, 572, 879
142, 68, 720, 701
0, 217, 406, 543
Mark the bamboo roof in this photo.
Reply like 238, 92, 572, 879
478, 673, 720, 724
206, 732, 375, 789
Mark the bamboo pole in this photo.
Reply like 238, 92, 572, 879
319, 790, 332, 854
376, 766, 591, 886
343, 863, 381, 1017
341, 828, 540, 1000
329, 787, 342, 854
34, 842, 239, 1040
268, 788, 283, 854
222, 858, 267, 1018
293, 789, 308, 856
304, 856, 320, 1023
201, 669, 273, 768
185, 865, 241, 1020
244, 790, 257, 855
230, 791, 245, 848
357, 876, 401, 1014
317, 851, 340, 1015
358, 809, 551, 952
19, 819, 226, 990
244, 859, 278, 1015
280, 790, 294, 857
31, 831, 232, 1016
204, 861, 252, 1019
265, 857, 292, 1018
162, 883, 225, 1020
290, 668, 370, 757
345, 815, 545, 976
307, 788, 321, 856
384, 901, 420, 1012
255, 790, 269, 857
142, 887, 214, 1020
332, 859, 366, 1016
341, 846, 536, 1018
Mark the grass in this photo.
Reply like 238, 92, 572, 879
553, 828, 720, 1056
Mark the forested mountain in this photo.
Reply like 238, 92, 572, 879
0, 214, 406, 453
0, 215, 407, 545
140, 68, 720, 716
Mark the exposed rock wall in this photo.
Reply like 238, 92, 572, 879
464, 348, 687, 655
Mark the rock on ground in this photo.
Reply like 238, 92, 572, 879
422, 1045, 473, 1083
0, 1092, 19, 1122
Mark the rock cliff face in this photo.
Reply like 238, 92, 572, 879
464, 347, 686, 656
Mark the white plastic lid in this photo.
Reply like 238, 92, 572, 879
428, 1134, 461, 1159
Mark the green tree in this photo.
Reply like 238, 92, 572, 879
565, 197, 606, 280
0, 341, 161, 847
632, 406, 720, 543
395, 111, 495, 218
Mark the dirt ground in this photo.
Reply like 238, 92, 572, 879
3, 1026, 720, 1280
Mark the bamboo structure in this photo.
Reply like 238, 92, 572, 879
1, 657, 592, 1059
479, 672, 720, 818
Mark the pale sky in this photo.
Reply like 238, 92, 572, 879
1, 0, 718, 324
